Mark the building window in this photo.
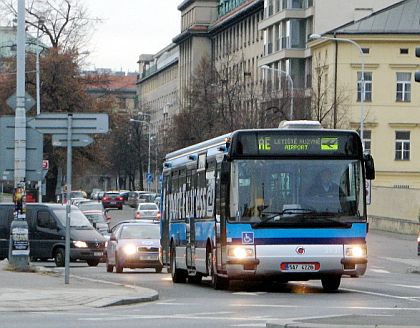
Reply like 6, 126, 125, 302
396, 72, 411, 102
357, 72, 372, 102
395, 131, 410, 161
400, 48, 409, 55
361, 48, 369, 54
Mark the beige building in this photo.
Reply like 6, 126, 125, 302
259, 0, 402, 100
136, 43, 179, 142
309, 0, 420, 233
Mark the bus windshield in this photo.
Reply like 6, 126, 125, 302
230, 159, 365, 226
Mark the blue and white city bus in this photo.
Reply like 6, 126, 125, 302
160, 121, 375, 291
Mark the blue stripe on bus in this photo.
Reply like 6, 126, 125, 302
231, 237, 365, 245
227, 223, 367, 239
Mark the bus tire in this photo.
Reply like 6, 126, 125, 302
207, 250, 228, 290
170, 245, 187, 283
188, 274, 202, 284
321, 275, 341, 292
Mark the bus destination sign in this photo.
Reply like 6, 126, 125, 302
232, 131, 361, 157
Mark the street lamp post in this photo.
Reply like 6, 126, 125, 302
36, 17, 44, 202
130, 118, 151, 191
309, 33, 365, 143
261, 64, 294, 120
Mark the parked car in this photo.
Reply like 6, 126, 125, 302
0, 203, 106, 267
82, 210, 110, 237
119, 190, 130, 203
138, 192, 157, 204
56, 190, 87, 204
134, 202, 160, 221
127, 191, 141, 208
106, 222, 163, 273
77, 201, 104, 212
102, 191, 124, 210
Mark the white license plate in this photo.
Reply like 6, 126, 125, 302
281, 263, 319, 272
140, 255, 156, 260
94, 252, 103, 256
110, 201, 116, 205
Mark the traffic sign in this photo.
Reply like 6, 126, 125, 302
6, 92, 35, 112
146, 173, 153, 184
27, 113, 109, 134
52, 134, 94, 147
42, 160, 49, 170
0, 116, 43, 181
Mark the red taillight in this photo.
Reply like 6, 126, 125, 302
135, 211, 141, 219
102, 197, 109, 201
116, 196, 123, 201
156, 212, 161, 219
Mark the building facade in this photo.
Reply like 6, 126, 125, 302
259, 0, 402, 114
136, 43, 179, 143
309, 0, 420, 231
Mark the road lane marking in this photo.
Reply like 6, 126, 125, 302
369, 268, 390, 274
390, 284, 420, 289
230, 304, 420, 311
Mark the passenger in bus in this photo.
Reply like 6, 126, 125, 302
307, 168, 340, 197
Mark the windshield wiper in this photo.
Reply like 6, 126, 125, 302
252, 208, 315, 227
253, 210, 352, 228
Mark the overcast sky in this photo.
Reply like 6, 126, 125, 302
85, 0, 180, 73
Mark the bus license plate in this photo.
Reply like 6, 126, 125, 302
94, 252, 103, 257
140, 255, 156, 260
281, 263, 320, 272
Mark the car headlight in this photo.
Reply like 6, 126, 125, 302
73, 241, 88, 248
345, 245, 367, 257
123, 244, 137, 256
227, 246, 254, 259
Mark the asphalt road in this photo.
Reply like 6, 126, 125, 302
1, 204, 419, 328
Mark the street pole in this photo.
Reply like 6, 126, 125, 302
14, 0, 26, 187
130, 118, 151, 191
261, 65, 294, 120
65, 114, 72, 284
36, 17, 44, 202
309, 34, 365, 144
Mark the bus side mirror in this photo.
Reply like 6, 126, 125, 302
364, 153, 375, 180
221, 161, 230, 184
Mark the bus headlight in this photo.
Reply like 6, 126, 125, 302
228, 246, 254, 259
123, 244, 137, 256
73, 241, 88, 248
345, 245, 366, 257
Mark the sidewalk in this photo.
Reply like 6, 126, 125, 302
0, 260, 158, 312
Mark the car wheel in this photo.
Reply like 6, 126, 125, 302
87, 259, 100, 267
115, 253, 123, 273
170, 245, 186, 283
155, 267, 163, 273
207, 249, 228, 290
54, 247, 65, 267
321, 275, 341, 292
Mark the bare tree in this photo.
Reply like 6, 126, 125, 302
310, 52, 350, 128
0, 0, 100, 51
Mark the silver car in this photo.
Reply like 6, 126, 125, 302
106, 222, 163, 273
134, 202, 160, 221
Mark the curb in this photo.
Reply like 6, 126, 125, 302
266, 323, 420, 328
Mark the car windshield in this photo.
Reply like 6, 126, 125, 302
229, 159, 365, 226
119, 225, 160, 239
105, 193, 119, 197
71, 191, 84, 198
84, 213, 106, 223
139, 204, 158, 211
79, 202, 104, 211
53, 208, 93, 228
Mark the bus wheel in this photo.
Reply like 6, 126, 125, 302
188, 274, 202, 284
207, 250, 228, 290
170, 245, 187, 283
321, 275, 341, 292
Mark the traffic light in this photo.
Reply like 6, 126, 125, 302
415, 47, 420, 82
